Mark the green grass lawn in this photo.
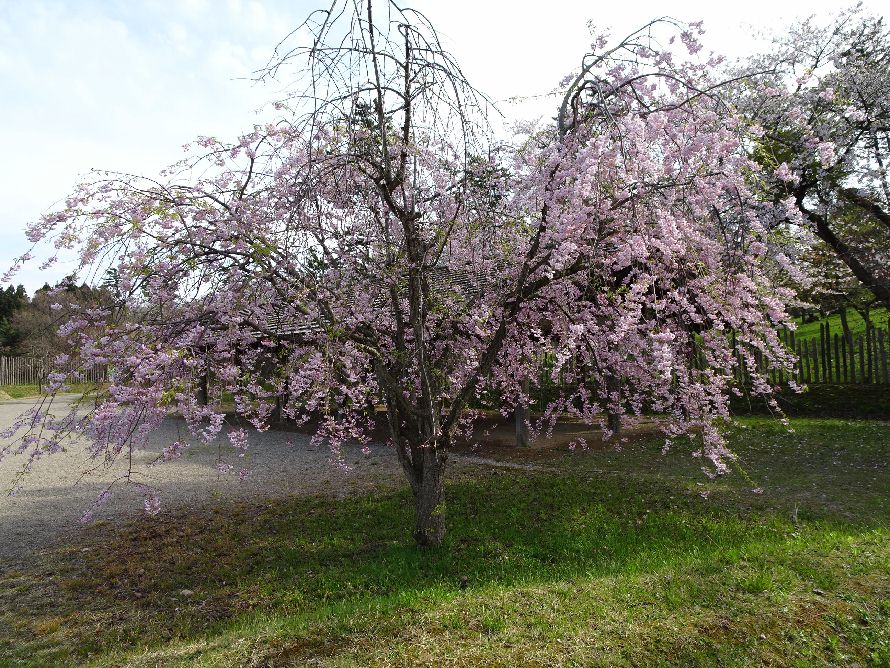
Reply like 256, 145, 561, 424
793, 307, 889, 342
0, 384, 45, 399
1, 418, 888, 667
0, 383, 101, 400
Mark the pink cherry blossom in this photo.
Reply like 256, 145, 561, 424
2, 4, 799, 545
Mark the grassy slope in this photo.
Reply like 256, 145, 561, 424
0, 418, 888, 667
793, 307, 890, 343
0, 385, 45, 399
0, 384, 100, 399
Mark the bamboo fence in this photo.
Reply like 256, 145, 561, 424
0, 356, 108, 387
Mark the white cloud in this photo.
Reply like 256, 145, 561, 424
178, 0, 211, 19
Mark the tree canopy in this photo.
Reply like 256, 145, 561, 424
3, 1, 802, 545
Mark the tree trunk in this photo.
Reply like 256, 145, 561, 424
515, 404, 529, 448
515, 376, 530, 448
411, 443, 447, 547
605, 373, 621, 436
197, 372, 209, 406
803, 203, 890, 305
839, 308, 853, 347
377, 381, 448, 547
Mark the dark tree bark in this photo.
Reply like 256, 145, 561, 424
605, 373, 622, 436
197, 372, 209, 406
411, 443, 448, 546
798, 198, 890, 306
515, 376, 530, 448
839, 308, 853, 348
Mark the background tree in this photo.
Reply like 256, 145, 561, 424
0, 284, 28, 354
4, 3, 795, 546
794, 206, 884, 332
741, 9, 890, 306
7, 279, 113, 359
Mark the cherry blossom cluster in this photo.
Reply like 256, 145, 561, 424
2, 11, 800, 518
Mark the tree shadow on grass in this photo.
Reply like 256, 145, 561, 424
731, 384, 890, 419
1, 438, 887, 667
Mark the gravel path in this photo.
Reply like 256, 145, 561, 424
0, 396, 402, 566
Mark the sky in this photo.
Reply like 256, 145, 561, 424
0, 0, 885, 293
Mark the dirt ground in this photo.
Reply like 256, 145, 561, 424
0, 396, 654, 567
278, 408, 663, 463
0, 396, 402, 566
449, 411, 662, 461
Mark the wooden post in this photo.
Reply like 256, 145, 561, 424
878, 329, 890, 384
197, 372, 209, 405
799, 341, 806, 384
834, 333, 841, 384
841, 335, 848, 382
805, 340, 811, 384
788, 330, 796, 384
807, 340, 813, 383
731, 331, 742, 384
515, 377, 530, 448
810, 338, 819, 383
605, 373, 621, 437
272, 395, 283, 423
777, 329, 785, 384
865, 325, 872, 383
538, 354, 552, 410
796, 341, 804, 383
858, 335, 866, 384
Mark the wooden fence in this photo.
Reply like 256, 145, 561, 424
3, 324, 887, 389
0, 356, 108, 386
733, 324, 890, 385
533, 322, 890, 399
